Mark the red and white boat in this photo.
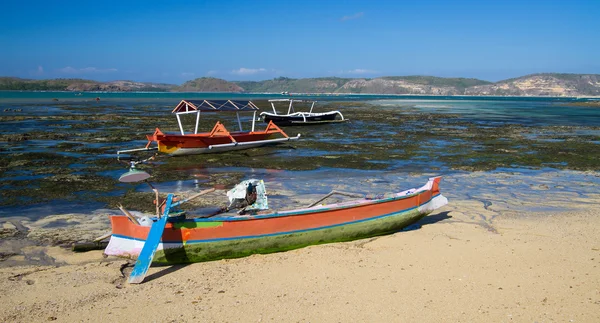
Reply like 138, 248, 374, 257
118, 99, 301, 156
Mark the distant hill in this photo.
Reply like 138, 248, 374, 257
464, 73, 600, 96
174, 77, 243, 92
234, 76, 490, 95
332, 76, 491, 95
235, 74, 598, 96
0, 77, 176, 92
65, 80, 177, 92
235, 77, 349, 93
0, 77, 94, 91
2, 73, 600, 96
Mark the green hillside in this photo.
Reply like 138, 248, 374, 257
0, 77, 97, 91
235, 77, 351, 93
380, 76, 492, 90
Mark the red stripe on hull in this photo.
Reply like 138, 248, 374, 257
154, 132, 274, 149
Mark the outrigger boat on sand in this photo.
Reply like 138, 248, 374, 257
104, 169, 448, 283
118, 99, 301, 157
260, 99, 345, 126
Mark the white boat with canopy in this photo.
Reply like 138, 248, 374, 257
260, 99, 345, 126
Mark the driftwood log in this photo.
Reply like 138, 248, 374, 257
71, 232, 112, 252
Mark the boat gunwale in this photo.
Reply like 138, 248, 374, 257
116, 183, 435, 225
109, 193, 443, 245
203, 190, 433, 222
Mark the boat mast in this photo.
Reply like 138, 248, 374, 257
176, 113, 185, 135
270, 101, 277, 114
175, 101, 203, 135
236, 112, 243, 131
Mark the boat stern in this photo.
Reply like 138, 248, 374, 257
417, 176, 448, 214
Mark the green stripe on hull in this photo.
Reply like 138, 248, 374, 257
153, 208, 427, 264
172, 221, 223, 229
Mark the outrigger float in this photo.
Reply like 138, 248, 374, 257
118, 99, 301, 157
260, 99, 345, 126
103, 163, 448, 283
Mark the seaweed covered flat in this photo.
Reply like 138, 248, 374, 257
0, 98, 599, 214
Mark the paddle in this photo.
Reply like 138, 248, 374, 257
128, 193, 173, 284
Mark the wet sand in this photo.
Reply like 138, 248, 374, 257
1, 199, 599, 322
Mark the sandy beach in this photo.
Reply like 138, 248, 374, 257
1, 197, 599, 323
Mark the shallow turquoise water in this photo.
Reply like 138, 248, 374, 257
0, 90, 589, 103
376, 99, 600, 126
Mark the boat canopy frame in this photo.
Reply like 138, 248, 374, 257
267, 99, 317, 115
172, 99, 260, 135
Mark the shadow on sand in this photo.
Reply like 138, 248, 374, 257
136, 211, 452, 282
143, 263, 191, 283
402, 211, 452, 232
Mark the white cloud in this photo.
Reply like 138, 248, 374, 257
230, 67, 268, 75
341, 12, 364, 21
180, 72, 195, 77
58, 66, 78, 74
206, 70, 218, 76
58, 66, 118, 74
340, 68, 378, 75
29, 65, 44, 76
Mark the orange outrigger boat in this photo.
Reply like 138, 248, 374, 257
105, 176, 448, 283
118, 99, 301, 156
105, 155, 448, 283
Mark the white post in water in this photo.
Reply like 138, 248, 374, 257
194, 111, 201, 134
271, 101, 277, 113
251, 111, 256, 131
236, 112, 243, 131
176, 113, 185, 135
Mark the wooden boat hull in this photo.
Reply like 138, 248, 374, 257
144, 121, 299, 156
261, 111, 342, 126
105, 177, 447, 264
154, 132, 275, 156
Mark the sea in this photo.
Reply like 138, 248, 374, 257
1, 91, 600, 221
0, 90, 594, 103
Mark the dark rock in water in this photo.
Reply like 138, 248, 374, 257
0, 228, 20, 239
0, 251, 18, 261
0, 133, 30, 142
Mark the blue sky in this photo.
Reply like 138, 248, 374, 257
1, 0, 599, 84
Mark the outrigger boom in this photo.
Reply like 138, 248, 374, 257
208, 134, 301, 149
117, 147, 158, 154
